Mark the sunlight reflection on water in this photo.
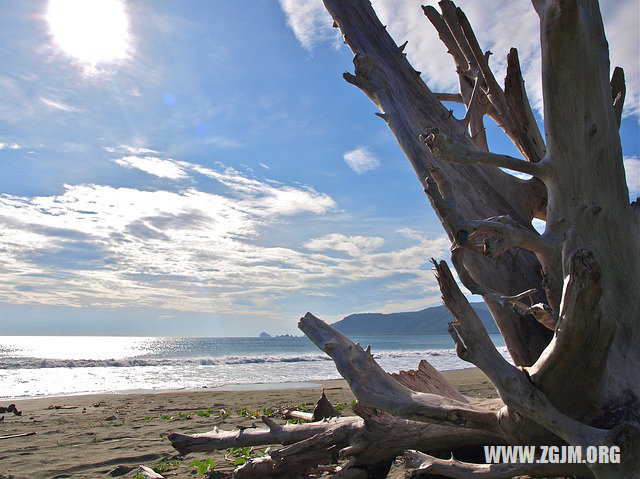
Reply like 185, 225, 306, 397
0, 335, 508, 399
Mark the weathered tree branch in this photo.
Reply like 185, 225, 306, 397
424, 165, 563, 319
426, 2, 547, 164
528, 247, 618, 423
461, 76, 484, 130
298, 312, 502, 434
536, 0, 630, 213
168, 415, 356, 455
522, 177, 548, 220
454, 8, 510, 127
390, 360, 467, 403
504, 48, 546, 162
423, 167, 554, 259
230, 405, 505, 479
404, 449, 592, 478
232, 421, 353, 479
449, 248, 556, 335
424, 2, 491, 150
138, 465, 165, 479
170, 373, 504, 478
421, 128, 547, 178
433, 259, 609, 448
433, 92, 463, 103
282, 409, 314, 422
513, 302, 556, 330
422, 4, 468, 77
448, 247, 513, 305
437, 1, 477, 78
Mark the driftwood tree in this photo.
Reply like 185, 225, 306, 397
170, 0, 639, 477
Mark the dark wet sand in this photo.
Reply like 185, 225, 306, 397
1, 368, 496, 478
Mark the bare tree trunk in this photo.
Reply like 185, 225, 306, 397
323, 0, 555, 369
171, 1, 639, 477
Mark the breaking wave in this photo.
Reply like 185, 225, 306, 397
0, 349, 458, 370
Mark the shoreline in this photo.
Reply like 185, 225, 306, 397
0, 380, 327, 402
1, 366, 488, 402
1, 368, 496, 478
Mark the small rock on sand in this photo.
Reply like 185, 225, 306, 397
110, 465, 134, 476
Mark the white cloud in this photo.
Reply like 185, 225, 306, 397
305, 233, 385, 256
0, 142, 21, 150
104, 145, 159, 155
343, 146, 380, 174
624, 156, 640, 199
281, 0, 639, 118
369, 229, 450, 270
0, 158, 452, 317
0, 155, 344, 313
278, 0, 340, 50
258, 185, 336, 215
183, 163, 336, 216
114, 155, 189, 179
40, 96, 80, 112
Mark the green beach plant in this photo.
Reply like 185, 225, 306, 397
190, 458, 216, 476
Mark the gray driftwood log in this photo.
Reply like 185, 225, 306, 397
170, 0, 639, 477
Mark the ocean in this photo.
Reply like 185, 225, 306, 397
0, 335, 507, 399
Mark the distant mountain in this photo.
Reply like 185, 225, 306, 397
331, 303, 498, 335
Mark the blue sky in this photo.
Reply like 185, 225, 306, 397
0, 0, 638, 336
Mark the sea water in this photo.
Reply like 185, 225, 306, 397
0, 335, 507, 399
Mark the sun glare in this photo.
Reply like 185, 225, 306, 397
47, 0, 130, 68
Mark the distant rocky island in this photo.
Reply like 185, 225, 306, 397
331, 302, 498, 335
259, 332, 295, 338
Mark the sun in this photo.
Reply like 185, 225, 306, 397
47, 0, 131, 68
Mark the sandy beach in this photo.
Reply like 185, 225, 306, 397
0, 368, 496, 478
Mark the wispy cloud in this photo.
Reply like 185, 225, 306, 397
113, 155, 190, 179
104, 145, 159, 155
278, 0, 340, 50
343, 146, 380, 174
0, 152, 337, 313
0, 152, 450, 317
305, 233, 385, 257
0, 141, 21, 150
39, 96, 80, 112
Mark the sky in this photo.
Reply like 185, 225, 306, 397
0, 0, 638, 336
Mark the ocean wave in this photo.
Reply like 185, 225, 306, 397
0, 349, 466, 370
